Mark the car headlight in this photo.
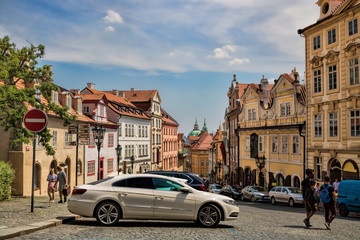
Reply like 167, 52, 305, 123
222, 199, 236, 206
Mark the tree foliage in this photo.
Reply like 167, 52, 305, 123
0, 36, 76, 155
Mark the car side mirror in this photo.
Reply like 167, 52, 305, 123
180, 187, 192, 193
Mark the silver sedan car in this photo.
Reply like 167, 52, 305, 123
241, 186, 270, 202
68, 174, 239, 227
269, 186, 303, 207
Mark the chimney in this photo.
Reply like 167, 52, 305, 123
130, 88, 136, 91
70, 89, 80, 95
87, 83, 95, 89
120, 92, 125, 98
112, 90, 120, 96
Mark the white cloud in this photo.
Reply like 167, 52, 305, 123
104, 26, 115, 32
208, 45, 237, 59
103, 9, 124, 24
229, 58, 250, 65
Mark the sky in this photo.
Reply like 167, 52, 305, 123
0, 0, 319, 134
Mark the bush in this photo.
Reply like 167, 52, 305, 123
0, 161, 15, 201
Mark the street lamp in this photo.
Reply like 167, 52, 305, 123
216, 161, 222, 183
115, 144, 122, 175
92, 125, 106, 180
141, 162, 150, 173
130, 156, 135, 174
255, 155, 266, 186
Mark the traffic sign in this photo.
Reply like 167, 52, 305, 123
68, 125, 77, 134
23, 109, 48, 133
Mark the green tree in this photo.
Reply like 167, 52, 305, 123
0, 36, 76, 155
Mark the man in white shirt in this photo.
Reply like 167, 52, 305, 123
332, 178, 340, 193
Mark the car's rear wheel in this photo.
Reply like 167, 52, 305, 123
251, 195, 256, 203
271, 197, 276, 205
339, 204, 349, 217
197, 204, 221, 228
95, 201, 121, 226
288, 198, 295, 207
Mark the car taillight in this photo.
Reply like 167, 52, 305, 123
72, 188, 87, 195
199, 185, 207, 191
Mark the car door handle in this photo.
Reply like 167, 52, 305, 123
155, 196, 164, 200
119, 193, 127, 197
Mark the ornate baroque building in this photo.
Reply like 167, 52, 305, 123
235, 70, 306, 189
298, 0, 360, 181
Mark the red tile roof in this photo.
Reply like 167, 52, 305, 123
191, 131, 213, 150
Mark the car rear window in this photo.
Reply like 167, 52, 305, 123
112, 177, 154, 189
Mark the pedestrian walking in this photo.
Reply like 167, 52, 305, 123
301, 168, 317, 228
56, 166, 68, 203
47, 168, 57, 202
314, 182, 321, 210
332, 178, 340, 193
320, 175, 337, 230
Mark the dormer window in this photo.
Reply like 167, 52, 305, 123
77, 100, 82, 114
66, 96, 72, 109
52, 91, 58, 104
322, 2, 329, 14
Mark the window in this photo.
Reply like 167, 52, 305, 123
245, 136, 250, 152
329, 113, 338, 137
328, 28, 336, 44
52, 131, 57, 147
201, 160, 204, 166
258, 136, 264, 152
314, 114, 322, 137
313, 35, 320, 50
349, 18, 358, 36
99, 105, 105, 117
272, 136, 278, 153
127, 177, 153, 189
281, 136, 288, 153
349, 58, 359, 85
153, 178, 183, 191
315, 157, 322, 180
107, 158, 114, 172
87, 160, 95, 176
108, 133, 114, 147
350, 110, 360, 137
292, 136, 299, 154
83, 106, 90, 113
314, 70, 321, 93
118, 123, 122, 137
65, 132, 69, 146
280, 102, 291, 117
248, 108, 256, 121
53, 92, 58, 104
328, 65, 337, 90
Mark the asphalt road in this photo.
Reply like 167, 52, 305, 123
12, 200, 360, 240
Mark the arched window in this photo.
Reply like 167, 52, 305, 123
285, 175, 291, 186
293, 176, 300, 188
276, 174, 285, 186
343, 159, 359, 180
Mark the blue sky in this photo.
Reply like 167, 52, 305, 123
0, 0, 318, 134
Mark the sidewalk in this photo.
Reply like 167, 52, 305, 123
0, 196, 80, 239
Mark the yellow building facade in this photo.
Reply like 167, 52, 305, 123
299, 0, 360, 182
237, 71, 306, 189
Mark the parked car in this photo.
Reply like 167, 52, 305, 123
220, 185, 242, 200
241, 186, 270, 202
269, 186, 303, 207
68, 174, 239, 227
145, 171, 207, 191
209, 184, 222, 194
337, 180, 360, 217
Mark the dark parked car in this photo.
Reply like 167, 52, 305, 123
241, 186, 270, 202
145, 171, 207, 191
220, 185, 242, 200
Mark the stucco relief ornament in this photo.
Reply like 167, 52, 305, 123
239, 115, 245, 122
262, 111, 274, 120
299, 106, 306, 116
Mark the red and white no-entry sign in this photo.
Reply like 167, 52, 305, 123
23, 109, 48, 133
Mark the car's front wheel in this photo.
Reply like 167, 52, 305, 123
95, 201, 121, 226
197, 204, 221, 228
251, 195, 256, 203
271, 197, 276, 205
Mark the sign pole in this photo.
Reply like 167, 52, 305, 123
31, 133, 36, 213
75, 124, 79, 186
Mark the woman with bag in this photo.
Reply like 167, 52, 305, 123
47, 168, 57, 202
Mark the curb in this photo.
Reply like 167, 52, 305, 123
0, 215, 80, 240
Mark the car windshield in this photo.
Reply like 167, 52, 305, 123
251, 187, 266, 192
288, 187, 302, 194
231, 185, 242, 192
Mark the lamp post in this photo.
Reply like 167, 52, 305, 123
130, 156, 135, 174
216, 161, 222, 183
255, 155, 266, 186
92, 125, 106, 180
141, 162, 150, 173
115, 144, 122, 175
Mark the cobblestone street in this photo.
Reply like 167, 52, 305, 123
10, 200, 360, 240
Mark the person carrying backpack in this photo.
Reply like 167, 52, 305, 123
320, 175, 337, 230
